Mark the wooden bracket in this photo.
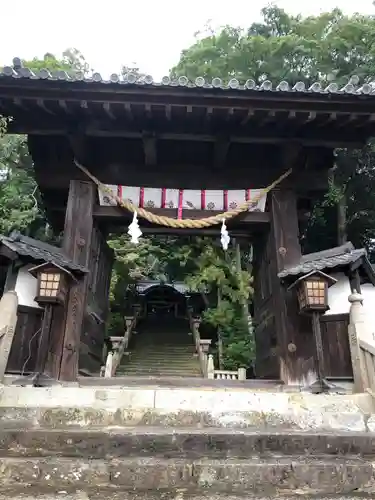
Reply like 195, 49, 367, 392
213, 136, 230, 169
142, 133, 157, 166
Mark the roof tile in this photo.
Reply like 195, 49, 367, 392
0, 232, 87, 273
1, 58, 374, 95
278, 242, 368, 279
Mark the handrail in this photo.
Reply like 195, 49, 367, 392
207, 354, 246, 380
348, 292, 375, 394
187, 309, 209, 377
104, 310, 140, 377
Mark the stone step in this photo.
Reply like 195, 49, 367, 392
127, 347, 196, 353
2, 427, 375, 459
117, 371, 202, 378
0, 386, 372, 431
1, 489, 372, 500
0, 455, 372, 495
119, 363, 201, 369
117, 370, 202, 376
123, 354, 199, 361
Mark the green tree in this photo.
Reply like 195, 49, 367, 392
172, 6, 375, 252
0, 49, 90, 239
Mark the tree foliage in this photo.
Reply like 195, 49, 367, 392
0, 49, 90, 239
172, 6, 375, 253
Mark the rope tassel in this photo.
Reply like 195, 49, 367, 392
128, 211, 142, 244
220, 219, 230, 250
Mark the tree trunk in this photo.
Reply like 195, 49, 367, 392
337, 192, 347, 246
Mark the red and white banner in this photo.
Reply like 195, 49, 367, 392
98, 185, 267, 213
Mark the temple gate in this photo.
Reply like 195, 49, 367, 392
1, 59, 375, 384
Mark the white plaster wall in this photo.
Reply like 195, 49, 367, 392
14, 264, 41, 309
324, 272, 352, 316
324, 271, 375, 339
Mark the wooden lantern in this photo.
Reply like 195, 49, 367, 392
288, 270, 337, 314
28, 262, 76, 305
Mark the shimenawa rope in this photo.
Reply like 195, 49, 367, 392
74, 159, 292, 229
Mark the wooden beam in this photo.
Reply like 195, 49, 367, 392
1, 83, 373, 114
142, 134, 157, 166
91, 205, 270, 224
36, 166, 329, 192
10, 124, 366, 148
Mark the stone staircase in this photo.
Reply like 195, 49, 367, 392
0, 384, 375, 499
117, 317, 202, 378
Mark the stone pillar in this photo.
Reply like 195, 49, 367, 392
348, 292, 366, 392
207, 354, 215, 379
0, 291, 18, 382
104, 351, 113, 378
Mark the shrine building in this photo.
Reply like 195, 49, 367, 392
0, 58, 375, 386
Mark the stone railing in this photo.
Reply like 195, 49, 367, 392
187, 309, 211, 377
348, 292, 375, 394
103, 304, 142, 377
207, 354, 247, 381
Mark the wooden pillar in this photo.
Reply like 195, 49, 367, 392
48, 180, 95, 381
268, 189, 313, 385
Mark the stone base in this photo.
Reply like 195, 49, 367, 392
0, 456, 373, 495
1, 490, 374, 500
0, 385, 372, 431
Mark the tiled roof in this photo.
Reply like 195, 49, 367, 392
1, 58, 374, 95
278, 242, 370, 279
0, 231, 87, 273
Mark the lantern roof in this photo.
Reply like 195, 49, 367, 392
287, 270, 338, 291
0, 231, 87, 274
278, 242, 375, 285
27, 261, 77, 281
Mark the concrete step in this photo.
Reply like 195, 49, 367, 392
0, 455, 372, 495
2, 427, 375, 459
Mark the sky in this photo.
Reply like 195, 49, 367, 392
2, 0, 374, 79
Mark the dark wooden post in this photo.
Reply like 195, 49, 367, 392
55, 180, 95, 381
268, 189, 307, 384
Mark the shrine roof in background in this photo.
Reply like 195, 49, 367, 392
0, 58, 374, 147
